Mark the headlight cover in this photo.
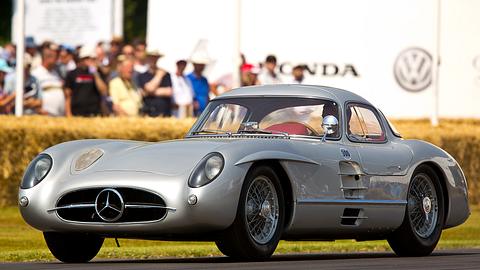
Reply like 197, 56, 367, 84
74, 148, 104, 171
189, 153, 224, 188
21, 154, 53, 189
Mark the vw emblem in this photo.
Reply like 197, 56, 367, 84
95, 188, 125, 222
394, 47, 433, 92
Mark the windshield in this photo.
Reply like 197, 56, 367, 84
189, 97, 340, 139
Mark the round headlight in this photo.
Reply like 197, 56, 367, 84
189, 153, 224, 188
205, 155, 224, 180
21, 154, 53, 189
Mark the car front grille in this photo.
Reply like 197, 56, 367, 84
52, 187, 171, 223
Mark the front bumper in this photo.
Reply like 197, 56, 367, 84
19, 169, 244, 237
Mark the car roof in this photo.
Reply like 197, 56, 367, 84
215, 84, 372, 106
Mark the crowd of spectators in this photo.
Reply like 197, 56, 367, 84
0, 37, 305, 117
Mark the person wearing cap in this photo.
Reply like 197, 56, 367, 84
0, 58, 14, 113
258, 54, 282, 85
57, 45, 77, 80
64, 45, 108, 117
31, 44, 65, 116
1, 43, 16, 67
2, 54, 44, 115
25, 36, 42, 70
137, 50, 173, 117
240, 63, 260, 86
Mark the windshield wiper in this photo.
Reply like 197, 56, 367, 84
238, 129, 289, 137
191, 129, 232, 135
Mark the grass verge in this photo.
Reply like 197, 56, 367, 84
1, 206, 478, 262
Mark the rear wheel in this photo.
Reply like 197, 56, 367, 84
387, 165, 445, 256
44, 232, 104, 263
215, 165, 285, 260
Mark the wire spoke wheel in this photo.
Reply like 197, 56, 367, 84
407, 173, 438, 238
387, 165, 445, 257
216, 165, 284, 259
245, 175, 279, 245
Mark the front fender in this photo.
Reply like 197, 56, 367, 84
234, 150, 319, 166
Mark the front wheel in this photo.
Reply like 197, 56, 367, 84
216, 165, 285, 260
44, 232, 104, 263
387, 165, 445, 256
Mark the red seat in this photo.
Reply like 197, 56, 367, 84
265, 122, 310, 135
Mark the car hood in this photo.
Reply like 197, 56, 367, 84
87, 139, 232, 176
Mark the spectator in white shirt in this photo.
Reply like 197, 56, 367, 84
258, 55, 282, 85
31, 45, 65, 116
171, 60, 194, 118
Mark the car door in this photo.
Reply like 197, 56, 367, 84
320, 103, 411, 232
344, 103, 413, 177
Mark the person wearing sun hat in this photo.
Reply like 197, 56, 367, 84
187, 45, 212, 116
137, 49, 173, 117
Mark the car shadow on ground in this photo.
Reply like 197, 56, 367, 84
73, 250, 480, 265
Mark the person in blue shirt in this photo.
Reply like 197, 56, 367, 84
187, 62, 209, 116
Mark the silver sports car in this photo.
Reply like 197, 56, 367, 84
19, 85, 469, 262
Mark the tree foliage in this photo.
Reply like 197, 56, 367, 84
123, 0, 148, 43
0, 0, 13, 45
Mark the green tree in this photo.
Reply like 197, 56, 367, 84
123, 0, 148, 43
0, 0, 13, 45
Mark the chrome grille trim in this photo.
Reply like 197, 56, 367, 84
53, 187, 173, 223
47, 203, 176, 213
124, 204, 176, 212
47, 203, 95, 213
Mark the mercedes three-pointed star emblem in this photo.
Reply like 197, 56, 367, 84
95, 188, 125, 222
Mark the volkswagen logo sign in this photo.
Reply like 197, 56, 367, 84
394, 47, 433, 92
95, 188, 125, 222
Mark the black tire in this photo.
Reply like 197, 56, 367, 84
215, 165, 285, 260
44, 232, 104, 263
387, 165, 445, 256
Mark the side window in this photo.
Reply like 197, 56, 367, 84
347, 104, 385, 142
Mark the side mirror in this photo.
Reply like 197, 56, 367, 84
321, 115, 338, 142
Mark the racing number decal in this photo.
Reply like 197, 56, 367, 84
340, 148, 351, 160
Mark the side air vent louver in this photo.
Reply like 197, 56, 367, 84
340, 208, 368, 226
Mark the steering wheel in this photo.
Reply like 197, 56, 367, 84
302, 122, 321, 136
